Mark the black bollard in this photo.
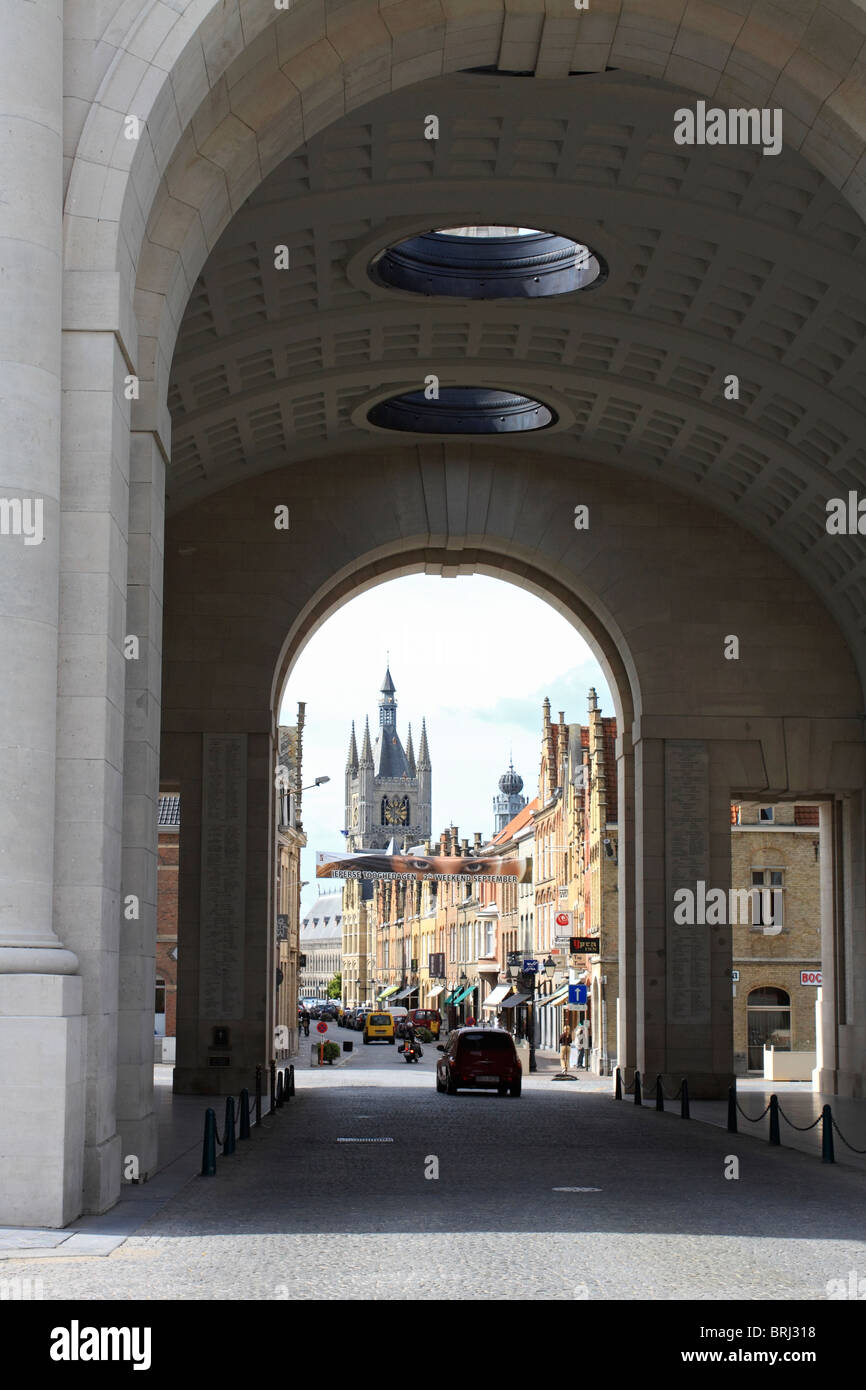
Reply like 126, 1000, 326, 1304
821, 1105, 834, 1163
255, 1066, 262, 1127
680, 1079, 690, 1119
282, 1066, 290, 1101
276, 1070, 284, 1108
727, 1086, 738, 1133
655, 1075, 664, 1111
239, 1088, 251, 1141
288, 1063, 295, 1097
223, 1096, 236, 1155
614, 1067, 622, 1100
270, 1059, 277, 1115
769, 1093, 780, 1145
634, 1070, 642, 1106
201, 1108, 217, 1176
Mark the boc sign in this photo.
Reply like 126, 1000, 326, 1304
800, 970, 822, 986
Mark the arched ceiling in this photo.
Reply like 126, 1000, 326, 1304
167, 70, 866, 682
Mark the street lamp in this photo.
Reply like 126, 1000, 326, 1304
301, 776, 331, 790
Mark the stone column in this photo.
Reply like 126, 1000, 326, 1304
615, 737, 637, 1078
635, 736, 734, 1097
0, 0, 85, 1226
117, 432, 165, 1179
837, 793, 866, 1097
173, 732, 274, 1094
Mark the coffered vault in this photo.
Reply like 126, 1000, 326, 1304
165, 73, 866, 688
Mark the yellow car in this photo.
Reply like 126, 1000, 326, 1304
363, 1011, 396, 1045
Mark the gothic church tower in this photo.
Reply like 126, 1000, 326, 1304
345, 667, 431, 850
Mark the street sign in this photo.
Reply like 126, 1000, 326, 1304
570, 936, 598, 953
555, 935, 571, 944
731, 969, 740, 982
568, 985, 587, 1005
429, 952, 445, 978
522, 958, 539, 974
555, 910, 573, 930
316, 1021, 328, 1034
558, 886, 569, 901
800, 970, 822, 985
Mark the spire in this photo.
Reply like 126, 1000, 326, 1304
360, 716, 373, 765
378, 663, 397, 727
418, 717, 430, 768
346, 720, 358, 772
406, 722, 416, 776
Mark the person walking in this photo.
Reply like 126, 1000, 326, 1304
559, 1022, 573, 1074
576, 1023, 588, 1068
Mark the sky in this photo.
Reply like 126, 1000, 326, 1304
279, 573, 614, 921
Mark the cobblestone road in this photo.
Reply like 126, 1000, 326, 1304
4, 1030, 865, 1300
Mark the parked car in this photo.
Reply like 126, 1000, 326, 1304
363, 1011, 396, 1045
319, 1005, 338, 1022
435, 1027, 522, 1097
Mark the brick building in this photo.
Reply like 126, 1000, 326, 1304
155, 794, 180, 1050
731, 801, 822, 1074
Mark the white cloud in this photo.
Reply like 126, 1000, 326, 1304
279, 574, 612, 919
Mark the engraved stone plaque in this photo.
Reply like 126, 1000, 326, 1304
199, 733, 247, 1019
665, 740, 711, 1025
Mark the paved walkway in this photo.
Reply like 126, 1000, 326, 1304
1, 1031, 864, 1300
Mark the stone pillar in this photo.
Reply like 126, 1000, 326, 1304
0, 0, 85, 1225
173, 732, 274, 1093
616, 737, 637, 1077
824, 793, 866, 1098
635, 736, 734, 1097
117, 433, 166, 1178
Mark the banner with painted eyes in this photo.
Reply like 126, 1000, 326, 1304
315, 849, 527, 882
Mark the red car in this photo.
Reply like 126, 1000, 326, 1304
405, 1008, 442, 1038
435, 1028, 522, 1097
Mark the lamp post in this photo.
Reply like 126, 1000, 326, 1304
508, 953, 556, 1072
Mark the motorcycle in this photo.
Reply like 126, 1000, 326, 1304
399, 1038, 423, 1063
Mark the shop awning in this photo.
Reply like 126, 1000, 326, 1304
394, 985, 416, 1001
537, 984, 570, 1008
452, 984, 475, 1004
443, 988, 459, 1005
499, 991, 530, 1009
377, 985, 400, 1000
482, 984, 513, 1009
428, 984, 445, 998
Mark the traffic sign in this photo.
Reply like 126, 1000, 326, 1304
316, 1021, 328, 1034
522, 958, 539, 974
570, 936, 598, 953
568, 985, 588, 1005
555, 910, 573, 930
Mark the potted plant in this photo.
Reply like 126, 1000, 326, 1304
322, 1041, 340, 1065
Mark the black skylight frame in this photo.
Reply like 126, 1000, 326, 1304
367, 387, 556, 434
369, 229, 606, 299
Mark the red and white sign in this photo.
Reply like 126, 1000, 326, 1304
316, 1020, 329, 1033
800, 971, 822, 986
555, 910, 573, 929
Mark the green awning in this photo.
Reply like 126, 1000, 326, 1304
443, 988, 460, 1005
378, 985, 400, 1000
452, 984, 475, 1004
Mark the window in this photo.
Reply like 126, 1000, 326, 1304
759, 807, 774, 822
751, 870, 784, 928
155, 979, 166, 1014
